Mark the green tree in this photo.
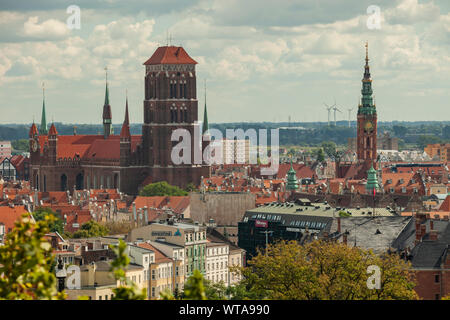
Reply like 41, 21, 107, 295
0, 214, 66, 300
11, 139, 29, 152
109, 239, 146, 300
321, 141, 336, 158
203, 279, 227, 300
184, 183, 198, 193
316, 148, 325, 163
71, 220, 109, 238
393, 125, 408, 137
32, 207, 64, 234
183, 269, 207, 300
236, 240, 418, 300
139, 181, 188, 197
417, 135, 442, 149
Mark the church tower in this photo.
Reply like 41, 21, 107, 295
356, 42, 377, 167
142, 45, 210, 188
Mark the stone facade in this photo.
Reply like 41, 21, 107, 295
189, 192, 256, 226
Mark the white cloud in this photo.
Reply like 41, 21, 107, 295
22, 16, 69, 39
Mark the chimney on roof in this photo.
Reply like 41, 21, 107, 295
429, 230, 438, 241
337, 217, 341, 233
342, 231, 348, 245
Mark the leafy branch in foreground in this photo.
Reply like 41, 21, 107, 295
109, 239, 146, 300
0, 213, 66, 300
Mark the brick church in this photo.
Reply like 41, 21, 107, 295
29, 46, 211, 195
337, 43, 378, 181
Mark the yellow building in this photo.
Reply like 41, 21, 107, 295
65, 260, 146, 300
424, 143, 450, 162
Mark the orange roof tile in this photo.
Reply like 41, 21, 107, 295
0, 205, 30, 233
143, 46, 197, 65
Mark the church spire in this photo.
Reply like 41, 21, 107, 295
202, 79, 209, 135
120, 91, 130, 138
359, 42, 375, 115
286, 158, 299, 191
40, 82, 48, 135
102, 67, 112, 139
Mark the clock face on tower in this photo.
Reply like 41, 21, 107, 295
364, 120, 373, 133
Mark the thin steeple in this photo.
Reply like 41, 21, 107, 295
40, 82, 48, 135
202, 79, 209, 135
102, 67, 112, 139
120, 91, 130, 138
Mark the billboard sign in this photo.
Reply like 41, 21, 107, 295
255, 220, 268, 228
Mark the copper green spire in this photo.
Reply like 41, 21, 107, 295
40, 82, 47, 135
202, 79, 209, 135
366, 164, 378, 193
286, 158, 299, 191
358, 42, 376, 116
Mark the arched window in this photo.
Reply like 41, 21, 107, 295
76, 173, 84, 190
60, 174, 68, 191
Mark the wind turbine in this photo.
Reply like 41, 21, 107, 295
346, 108, 354, 127
333, 105, 342, 126
324, 100, 335, 126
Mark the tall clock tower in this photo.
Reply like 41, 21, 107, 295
356, 42, 377, 167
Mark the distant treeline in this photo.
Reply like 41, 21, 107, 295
1, 121, 449, 151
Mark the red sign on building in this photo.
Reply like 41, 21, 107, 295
255, 220, 268, 228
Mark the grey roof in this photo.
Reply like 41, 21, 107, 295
329, 216, 412, 253
152, 239, 183, 249
247, 202, 396, 218
409, 241, 448, 269
392, 218, 450, 251
80, 260, 143, 272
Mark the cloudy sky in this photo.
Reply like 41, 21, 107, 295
0, 0, 449, 125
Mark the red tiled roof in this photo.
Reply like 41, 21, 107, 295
0, 205, 30, 233
133, 196, 166, 210
439, 196, 450, 212
29, 123, 38, 136
165, 196, 189, 214
143, 46, 197, 65
48, 123, 58, 135
37, 134, 142, 160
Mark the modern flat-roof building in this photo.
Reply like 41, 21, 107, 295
238, 199, 396, 258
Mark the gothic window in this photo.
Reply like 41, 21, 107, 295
184, 108, 188, 122
183, 84, 187, 98
366, 137, 370, 148
174, 108, 178, 123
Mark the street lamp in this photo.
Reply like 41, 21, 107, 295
259, 230, 274, 254
55, 257, 67, 292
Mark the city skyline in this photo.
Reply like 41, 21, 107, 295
1, 0, 450, 125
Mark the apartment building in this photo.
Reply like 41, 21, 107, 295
65, 260, 146, 300
133, 242, 181, 299
206, 241, 229, 285
127, 220, 207, 277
